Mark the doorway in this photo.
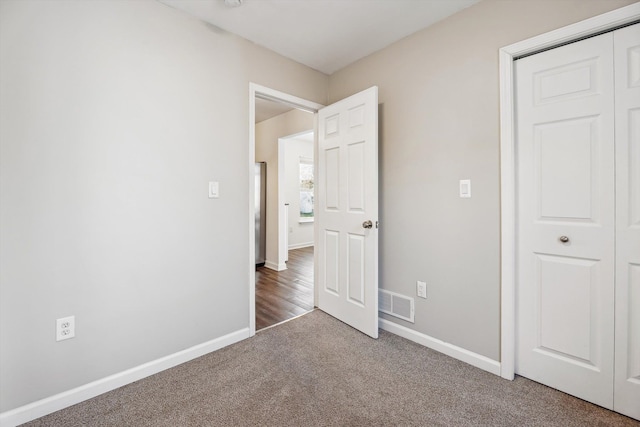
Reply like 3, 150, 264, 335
248, 84, 323, 335
255, 128, 316, 331
249, 83, 381, 340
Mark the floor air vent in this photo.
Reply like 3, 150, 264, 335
379, 289, 415, 323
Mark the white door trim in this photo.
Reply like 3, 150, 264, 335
499, 3, 640, 380
249, 83, 324, 336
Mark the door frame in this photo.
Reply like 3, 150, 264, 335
265, 130, 315, 272
278, 130, 315, 262
249, 83, 324, 336
498, 3, 640, 380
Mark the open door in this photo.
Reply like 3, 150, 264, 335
316, 86, 379, 338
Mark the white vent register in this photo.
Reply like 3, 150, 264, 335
379, 289, 415, 323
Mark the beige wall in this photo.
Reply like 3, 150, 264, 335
255, 110, 314, 268
328, 0, 636, 360
0, 0, 327, 412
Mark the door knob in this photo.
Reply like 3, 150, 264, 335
559, 236, 570, 243
362, 220, 373, 229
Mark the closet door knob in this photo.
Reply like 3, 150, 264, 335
362, 220, 373, 229
559, 236, 570, 243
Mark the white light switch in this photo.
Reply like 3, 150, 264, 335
459, 179, 471, 198
208, 182, 219, 198
417, 281, 427, 299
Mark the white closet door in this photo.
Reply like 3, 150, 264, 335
515, 32, 616, 408
614, 22, 640, 421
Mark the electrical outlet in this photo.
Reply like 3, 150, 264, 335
417, 281, 427, 299
56, 316, 75, 341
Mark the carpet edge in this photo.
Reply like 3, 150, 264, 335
379, 318, 501, 376
0, 327, 250, 427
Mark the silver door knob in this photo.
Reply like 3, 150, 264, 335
559, 236, 570, 243
362, 220, 373, 229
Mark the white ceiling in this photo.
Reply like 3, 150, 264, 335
158, 0, 480, 75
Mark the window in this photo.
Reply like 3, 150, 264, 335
299, 157, 314, 222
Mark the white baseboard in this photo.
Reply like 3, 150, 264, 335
264, 260, 286, 271
379, 318, 501, 376
288, 242, 313, 250
0, 328, 250, 427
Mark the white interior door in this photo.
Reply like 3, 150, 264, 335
515, 33, 616, 408
316, 86, 378, 338
614, 22, 640, 421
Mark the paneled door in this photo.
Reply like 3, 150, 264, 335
515, 33, 616, 408
316, 86, 379, 338
613, 23, 640, 421
516, 23, 640, 419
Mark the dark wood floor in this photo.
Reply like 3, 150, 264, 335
256, 246, 314, 331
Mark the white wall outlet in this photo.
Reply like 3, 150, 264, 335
56, 316, 75, 341
417, 281, 427, 299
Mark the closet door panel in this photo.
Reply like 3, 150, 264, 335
614, 22, 640, 422
515, 31, 616, 409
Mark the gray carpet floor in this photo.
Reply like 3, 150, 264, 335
24, 310, 639, 426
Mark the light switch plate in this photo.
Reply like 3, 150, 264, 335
459, 179, 471, 198
417, 281, 427, 299
208, 182, 219, 198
